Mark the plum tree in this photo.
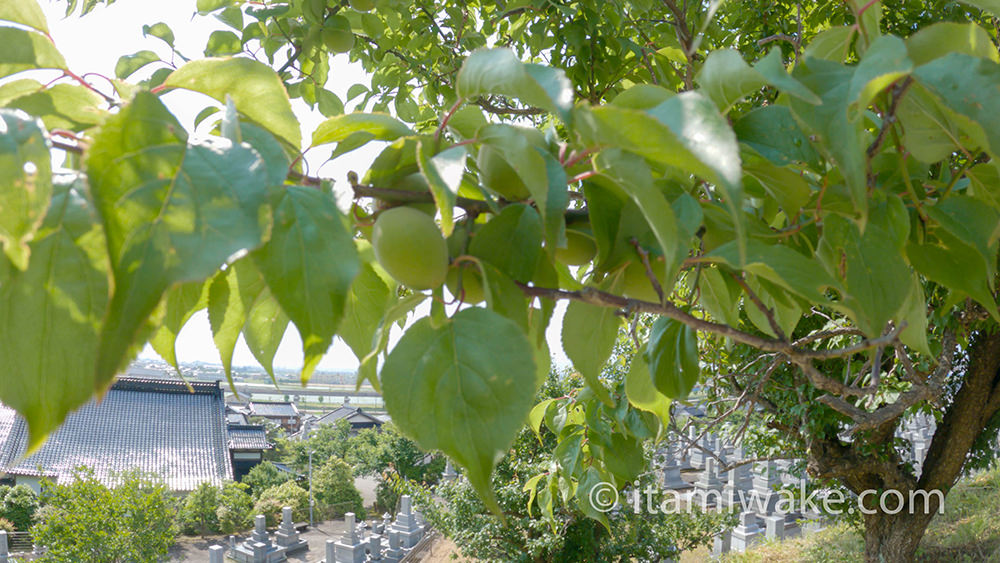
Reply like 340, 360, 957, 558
6, 0, 1000, 560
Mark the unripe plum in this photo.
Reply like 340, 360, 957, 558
372, 207, 449, 290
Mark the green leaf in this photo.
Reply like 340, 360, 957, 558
0, 174, 108, 451
0, 27, 66, 79
338, 261, 392, 370
907, 229, 998, 321
164, 57, 301, 148
743, 155, 811, 215
733, 105, 821, 168
196, 0, 233, 13
743, 277, 803, 338
149, 280, 209, 372
86, 92, 271, 388
243, 287, 290, 384
848, 35, 912, 118
204, 30, 242, 56
312, 112, 413, 146
0, 0, 48, 32
115, 50, 161, 79
705, 240, 839, 304
802, 26, 856, 62
925, 195, 999, 282
2, 83, 106, 131
208, 258, 265, 388
528, 398, 556, 442
142, 22, 175, 48
914, 53, 1000, 158
577, 467, 612, 531
898, 273, 931, 356
554, 432, 584, 474
596, 150, 681, 291
417, 142, 465, 237
253, 186, 360, 384
698, 266, 741, 327
906, 22, 998, 66
754, 48, 821, 105
239, 122, 292, 188
956, 0, 1000, 16
625, 348, 671, 428
817, 213, 911, 337
468, 204, 542, 283
695, 49, 766, 113
789, 57, 867, 220
456, 48, 574, 122
382, 307, 538, 514
576, 92, 743, 260
896, 83, 966, 164
562, 300, 620, 406
646, 318, 699, 400
0, 109, 51, 270
600, 432, 645, 483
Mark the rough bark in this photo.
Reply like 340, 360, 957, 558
806, 329, 1000, 563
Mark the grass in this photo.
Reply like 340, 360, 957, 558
723, 467, 1000, 563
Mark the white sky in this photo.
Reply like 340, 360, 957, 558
38, 0, 569, 373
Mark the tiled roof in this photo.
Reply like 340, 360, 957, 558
227, 425, 271, 451
315, 406, 383, 426
0, 377, 233, 491
249, 401, 299, 418
227, 413, 250, 425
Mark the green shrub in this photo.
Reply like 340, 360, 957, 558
0, 485, 38, 531
375, 480, 399, 515
313, 457, 365, 520
216, 481, 254, 534
253, 481, 309, 526
241, 461, 293, 499
180, 482, 219, 536
32, 468, 177, 563
0, 518, 14, 533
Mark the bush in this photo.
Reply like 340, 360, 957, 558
216, 481, 254, 534
253, 481, 309, 526
375, 479, 399, 515
0, 485, 38, 531
31, 468, 177, 563
313, 457, 365, 520
179, 482, 219, 536
242, 461, 293, 499
0, 518, 14, 533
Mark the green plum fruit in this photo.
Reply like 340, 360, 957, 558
555, 228, 597, 266
372, 207, 449, 290
446, 263, 486, 304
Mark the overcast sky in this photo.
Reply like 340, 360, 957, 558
38, 0, 569, 373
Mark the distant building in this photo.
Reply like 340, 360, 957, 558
227, 424, 272, 481
293, 401, 384, 440
0, 377, 269, 493
247, 401, 301, 433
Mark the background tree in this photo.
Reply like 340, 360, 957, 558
216, 481, 255, 534
179, 482, 219, 537
253, 481, 310, 526
31, 469, 177, 563
0, 485, 38, 531
241, 461, 294, 500
312, 457, 366, 519
6, 0, 1000, 560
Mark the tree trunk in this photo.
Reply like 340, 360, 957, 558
862, 511, 933, 563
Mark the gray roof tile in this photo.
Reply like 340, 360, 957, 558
0, 377, 233, 491
227, 425, 271, 451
